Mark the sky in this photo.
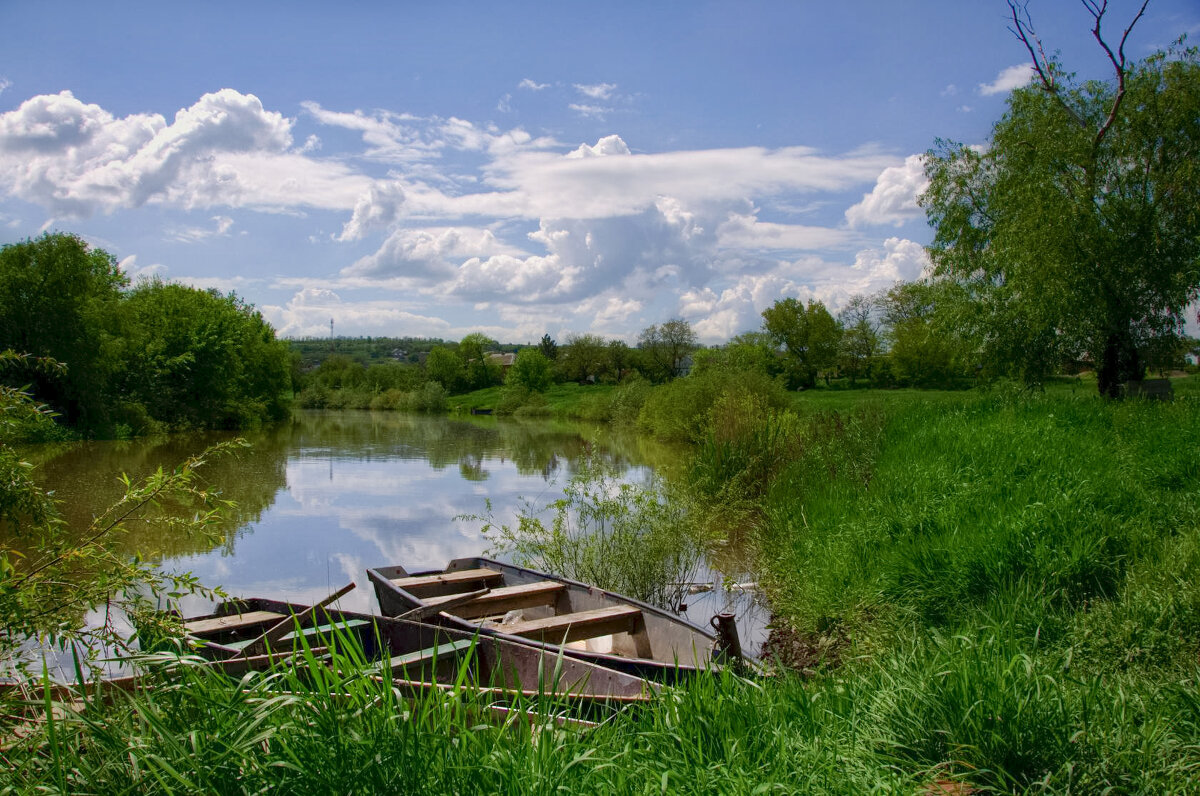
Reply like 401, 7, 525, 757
1, 1, 1196, 344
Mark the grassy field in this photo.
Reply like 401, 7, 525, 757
6, 379, 1199, 792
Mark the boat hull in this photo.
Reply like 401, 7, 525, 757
179, 597, 657, 705
367, 557, 743, 681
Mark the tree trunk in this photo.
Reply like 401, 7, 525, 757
1097, 328, 1143, 399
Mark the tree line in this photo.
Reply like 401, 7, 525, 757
0, 233, 292, 436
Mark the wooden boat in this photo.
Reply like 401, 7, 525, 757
177, 595, 658, 708
367, 557, 751, 680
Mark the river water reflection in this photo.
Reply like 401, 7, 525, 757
28, 411, 766, 653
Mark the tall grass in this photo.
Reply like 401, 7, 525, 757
7, 630, 1199, 792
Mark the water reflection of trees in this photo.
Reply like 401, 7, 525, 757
21, 427, 289, 561
283, 410, 677, 484
15, 411, 684, 568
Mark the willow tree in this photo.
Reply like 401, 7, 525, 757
922, 1, 1200, 396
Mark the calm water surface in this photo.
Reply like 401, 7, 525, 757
29, 411, 766, 653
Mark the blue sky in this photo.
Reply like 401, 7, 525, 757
1, 1, 1195, 343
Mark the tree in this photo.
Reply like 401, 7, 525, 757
876, 281, 969, 387
116, 281, 292, 429
506, 348, 553, 393
0, 233, 127, 428
425, 346, 464, 392
458, 333, 502, 391
537, 334, 559, 361
837, 295, 880, 385
761, 298, 841, 388
606, 339, 633, 382
922, 3, 1200, 396
557, 333, 610, 384
638, 319, 697, 382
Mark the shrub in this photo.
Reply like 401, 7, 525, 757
638, 367, 789, 443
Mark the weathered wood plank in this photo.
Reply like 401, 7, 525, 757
388, 639, 476, 670
426, 580, 565, 619
501, 605, 643, 645
238, 582, 356, 658
185, 611, 286, 636
392, 568, 504, 597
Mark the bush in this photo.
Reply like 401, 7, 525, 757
638, 367, 789, 443
412, 381, 448, 413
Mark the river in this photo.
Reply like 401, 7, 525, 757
23, 410, 766, 657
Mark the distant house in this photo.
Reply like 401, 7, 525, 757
486, 351, 517, 372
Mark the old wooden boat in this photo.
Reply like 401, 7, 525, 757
177, 595, 658, 707
366, 558, 751, 680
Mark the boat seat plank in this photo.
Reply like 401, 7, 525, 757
500, 605, 645, 645
392, 568, 504, 596
220, 619, 370, 651
185, 611, 287, 636
426, 580, 565, 619
387, 639, 475, 670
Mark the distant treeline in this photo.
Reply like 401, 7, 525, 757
292, 280, 1200, 419
0, 233, 292, 437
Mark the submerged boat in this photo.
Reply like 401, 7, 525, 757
177, 595, 658, 707
366, 558, 751, 680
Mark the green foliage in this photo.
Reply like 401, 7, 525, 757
0, 234, 293, 434
116, 280, 292, 430
692, 397, 885, 506
876, 281, 970, 388
0, 233, 127, 428
506, 348, 553, 393
537, 333, 558, 361
425, 345, 464, 392
363, 382, 448, 413
637, 318, 697, 382
638, 365, 789, 443
923, 27, 1200, 395
459, 333, 503, 391
556, 333, 612, 384
761, 298, 841, 388
690, 331, 781, 380
604, 377, 653, 425
836, 295, 879, 385
364, 361, 424, 392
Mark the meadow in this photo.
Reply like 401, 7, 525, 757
5, 380, 1199, 793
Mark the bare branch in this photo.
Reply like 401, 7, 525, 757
1008, 1, 1055, 91
1084, 0, 1149, 145
1007, 1, 1089, 129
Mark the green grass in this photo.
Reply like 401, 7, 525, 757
7, 628, 1199, 792
9, 378, 1200, 792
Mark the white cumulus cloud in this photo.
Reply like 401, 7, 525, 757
0, 89, 369, 216
845, 154, 929, 227
979, 64, 1036, 95
342, 226, 525, 280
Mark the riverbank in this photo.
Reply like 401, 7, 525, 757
6, 382, 1199, 791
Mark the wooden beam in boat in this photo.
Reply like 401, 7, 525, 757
184, 610, 287, 636
501, 605, 647, 648
425, 580, 566, 619
391, 568, 503, 598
